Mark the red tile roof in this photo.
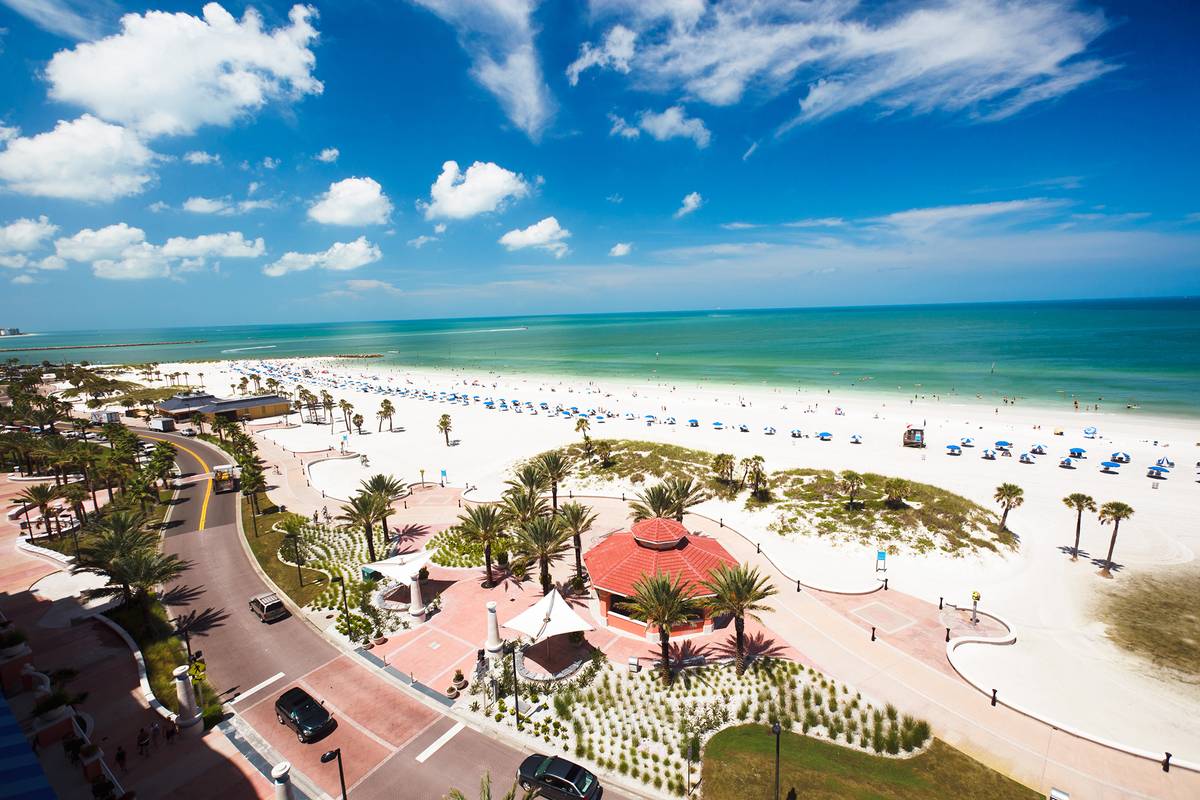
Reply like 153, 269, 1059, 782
631, 517, 687, 545
584, 526, 737, 598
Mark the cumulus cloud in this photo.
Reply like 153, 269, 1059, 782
408, 0, 553, 139
184, 150, 220, 165
422, 160, 529, 221
0, 125, 17, 143
160, 232, 264, 259
183, 196, 275, 215
0, 115, 158, 201
0, 216, 58, 253
45, 3, 322, 138
674, 191, 703, 219
637, 106, 710, 147
263, 236, 381, 277
0, 0, 112, 40
344, 278, 400, 294
261, 156, 280, 169
54, 223, 263, 279
567, 24, 636, 85
314, 147, 339, 163
608, 113, 640, 139
92, 242, 173, 280
308, 177, 392, 226
499, 216, 570, 258
578, 0, 1116, 131
609, 242, 632, 257
11, 274, 36, 285
56, 223, 146, 261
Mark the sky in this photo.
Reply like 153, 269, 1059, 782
0, 0, 1197, 331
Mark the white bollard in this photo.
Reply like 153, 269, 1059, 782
172, 666, 201, 732
272, 762, 295, 800
484, 601, 502, 656
409, 575, 426, 623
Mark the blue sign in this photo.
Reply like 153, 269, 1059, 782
440, 469, 447, 478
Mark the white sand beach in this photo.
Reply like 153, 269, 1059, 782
142, 357, 1200, 760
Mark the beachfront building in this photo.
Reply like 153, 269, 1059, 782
584, 517, 737, 638
155, 391, 291, 423
0, 328, 21, 336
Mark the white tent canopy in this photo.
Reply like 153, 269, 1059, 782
503, 589, 593, 644
363, 551, 431, 583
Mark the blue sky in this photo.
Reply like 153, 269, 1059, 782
0, 0, 1197, 330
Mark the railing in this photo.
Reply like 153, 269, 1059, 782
71, 715, 124, 797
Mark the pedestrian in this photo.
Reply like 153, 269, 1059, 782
151, 720, 161, 748
115, 745, 127, 773
136, 727, 150, 756
164, 717, 177, 745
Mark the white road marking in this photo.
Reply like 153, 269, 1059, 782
231, 671, 285, 704
414, 722, 464, 763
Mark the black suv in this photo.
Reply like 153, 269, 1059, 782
274, 687, 333, 743
518, 754, 602, 799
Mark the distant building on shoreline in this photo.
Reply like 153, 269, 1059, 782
0, 327, 21, 336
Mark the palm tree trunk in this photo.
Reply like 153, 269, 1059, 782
380, 513, 390, 542
735, 615, 746, 675
1000, 506, 1010, 530
364, 523, 377, 563
573, 534, 583, 582
551, 484, 558, 514
540, 557, 550, 595
484, 542, 494, 587
659, 627, 672, 684
1102, 521, 1120, 576
1072, 510, 1083, 559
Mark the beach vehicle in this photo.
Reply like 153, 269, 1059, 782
517, 754, 602, 800
1059, 457, 1075, 469
1100, 460, 1121, 474
688, 419, 699, 427
248, 592, 288, 623
850, 434, 862, 444
817, 431, 832, 441
982, 449, 997, 460
1111, 451, 1131, 463
1019, 453, 1035, 464
275, 687, 333, 743
946, 444, 962, 455
1147, 465, 1170, 479
902, 427, 925, 448
763, 426, 776, 435
213, 464, 241, 493
790, 429, 802, 438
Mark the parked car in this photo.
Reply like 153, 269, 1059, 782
248, 592, 288, 623
180, 427, 198, 437
518, 754, 602, 799
274, 687, 333, 742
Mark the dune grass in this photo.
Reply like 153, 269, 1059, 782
1098, 567, 1200, 681
702, 725, 1038, 800
239, 491, 326, 608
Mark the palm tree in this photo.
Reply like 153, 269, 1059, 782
74, 512, 164, 603
574, 416, 590, 442
360, 474, 406, 541
882, 477, 909, 508
437, 414, 452, 446
501, 488, 548, 527
558, 501, 597, 584
457, 504, 507, 587
12, 483, 60, 543
840, 470, 865, 508
338, 398, 353, 431
444, 772, 522, 800
338, 491, 387, 563
535, 452, 572, 512
280, 513, 308, 588
512, 515, 571, 594
994, 483, 1025, 530
86, 549, 190, 620
1062, 493, 1096, 560
377, 399, 395, 432
702, 564, 777, 675
628, 483, 675, 522
663, 476, 707, 522
190, 412, 206, 435
507, 464, 549, 496
626, 572, 699, 684
1097, 501, 1134, 577
352, 413, 364, 434
746, 457, 768, 498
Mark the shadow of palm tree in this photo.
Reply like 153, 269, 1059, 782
709, 630, 788, 661
160, 584, 206, 606
669, 639, 713, 668
392, 523, 429, 547
174, 606, 230, 637
1092, 557, 1125, 573
1058, 545, 1091, 559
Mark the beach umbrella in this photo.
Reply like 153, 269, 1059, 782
688, 419, 699, 426
817, 432, 831, 440
645, 414, 656, 420
1100, 461, 1121, 469
982, 449, 996, 459
790, 429, 802, 438
850, 434, 862, 443
1083, 426, 1098, 436
946, 444, 962, 453
1156, 456, 1175, 468
1019, 453, 1034, 463
1069, 447, 1086, 455
1148, 465, 1170, 474
1111, 452, 1130, 462
665, 417, 676, 425
960, 437, 974, 446
764, 426, 776, 435
1031, 443, 1046, 453
995, 440, 1012, 448
713, 421, 723, 428
1059, 457, 1074, 468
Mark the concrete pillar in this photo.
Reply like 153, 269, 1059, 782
484, 601, 502, 656
408, 576, 426, 622
272, 762, 295, 800
172, 666, 201, 732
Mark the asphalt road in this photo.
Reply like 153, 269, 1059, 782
145, 431, 632, 800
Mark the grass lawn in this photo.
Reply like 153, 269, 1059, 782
239, 491, 325, 608
1098, 566, 1200, 680
106, 599, 224, 728
701, 725, 1038, 800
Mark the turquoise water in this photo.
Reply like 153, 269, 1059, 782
5, 298, 1198, 417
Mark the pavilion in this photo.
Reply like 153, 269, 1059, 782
583, 518, 737, 639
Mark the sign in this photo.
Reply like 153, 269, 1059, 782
875, 550, 887, 572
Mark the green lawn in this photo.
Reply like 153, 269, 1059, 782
36, 486, 174, 557
239, 491, 326, 608
701, 725, 1038, 800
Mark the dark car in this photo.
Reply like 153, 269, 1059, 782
517, 754, 602, 799
274, 687, 333, 742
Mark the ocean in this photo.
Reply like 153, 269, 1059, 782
4, 297, 1198, 417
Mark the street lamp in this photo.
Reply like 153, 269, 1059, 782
772, 721, 782, 800
504, 641, 522, 729
331, 575, 351, 634
320, 748, 347, 800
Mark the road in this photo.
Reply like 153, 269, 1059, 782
147, 432, 622, 800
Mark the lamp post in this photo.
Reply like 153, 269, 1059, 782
245, 490, 259, 537
504, 642, 522, 729
331, 575, 351, 634
320, 748, 347, 800
971, 590, 981, 625
772, 721, 782, 800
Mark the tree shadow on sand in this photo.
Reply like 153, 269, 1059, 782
709, 631, 788, 662
1057, 545, 1092, 559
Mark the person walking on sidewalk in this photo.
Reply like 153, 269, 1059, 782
136, 728, 150, 757
151, 720, 161, 749
115, 745, 127, 773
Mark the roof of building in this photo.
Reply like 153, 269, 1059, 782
157, 392, 290, 415
583, 519, 736, 599
158, 392, 217, 412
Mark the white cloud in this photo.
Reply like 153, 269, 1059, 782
36, 255, 67, 271
637, 105, 710, 147
314, 147, 339, 163
92, 242, 172, 280
720, 222, 760, 230
263, 236, 381, 277
248, 181, 261, 195
308, 177, 393, 226
422, 160, 529, 221
582, 1, 1115, 130
408, 1, 552, 139
147, 201, 169, 213
184, 150, 220, 165
742, 141, 758, 161
608, 113, 640, 139
0, 115, 158, 201
408, 235, 438, 249
674, 191, 703, 218
183, 196, 229, 214
261, 156, 280, 170
499, 216, 570, 258
0, 255, 28, 269
11, 274, 35, 285
160, 232, 264, 259
56, 223, 146, 261
609, 242, 632, 257
433, 223, 447, 234
45, 3, 322, 138
567, 24, 636, 85
344, 278, 400, 294
0, 0, 111, 40
783, 217, 845, 228
0, 125, 18, 143
873, 198, 1064, 237
0, 216, 58, 253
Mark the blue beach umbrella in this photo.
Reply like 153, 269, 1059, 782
1059, 457, 1075, 468
1100, 461, 1121, 470
688, 419, 699, 426
1069, 447, 1086, 456
713, 421, 724, 429
946, 444, 962, 453
960, 437, 974, 446
790, 429, 802, 438
1083, 426, 1098, 436
1110, 452, 1130, 462
995, 440, 1012, 448
982, 449, 997, 459
1031, 444, 1046, 454
817, 432, 831, 440
1148, 465, 1170, 474
1156, 456, 1175, 468
850, 434, 862, 443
